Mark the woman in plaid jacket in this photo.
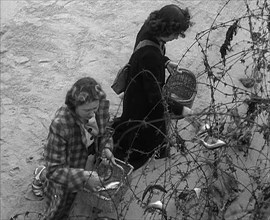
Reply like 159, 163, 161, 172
34, 77, 114, 220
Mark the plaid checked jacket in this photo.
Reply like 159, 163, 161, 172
42, 99, 111, 220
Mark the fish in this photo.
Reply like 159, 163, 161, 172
146, 200, 163, 210
200, 139, 226, 149
197, 124, 210, 136
145, 200, 167, 220
97, 181, 121, 191
194, 188, 202, 199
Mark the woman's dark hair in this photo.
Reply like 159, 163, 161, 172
145, 4, 191, 38
65, 77, 106, 111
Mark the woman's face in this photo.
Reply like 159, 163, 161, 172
75, 100, 99, 121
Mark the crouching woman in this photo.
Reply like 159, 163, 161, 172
37, 77, 114, 220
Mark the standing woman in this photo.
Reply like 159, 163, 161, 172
112, 5, 194, 170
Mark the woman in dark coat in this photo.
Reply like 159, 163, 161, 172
112, 4, 193, 170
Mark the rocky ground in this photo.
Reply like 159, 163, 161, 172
1, 0, 269, 219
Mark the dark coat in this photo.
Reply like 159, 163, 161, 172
112, 24, 174, 170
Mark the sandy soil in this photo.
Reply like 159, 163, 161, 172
1, 0, 269, 219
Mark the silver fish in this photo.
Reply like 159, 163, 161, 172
146, 200, 163, 210
145, 200, 167, 220
201, 139, 226, 149
97, 181, 121, 191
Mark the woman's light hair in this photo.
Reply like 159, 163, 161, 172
65, 77, 106, 111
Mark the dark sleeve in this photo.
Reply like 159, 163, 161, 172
140, 50, 165, 111
167, 98, 184, 116
163, 55, 170, 65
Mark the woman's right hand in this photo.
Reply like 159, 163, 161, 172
84, 171, 103, 191
166, 61, 178, 75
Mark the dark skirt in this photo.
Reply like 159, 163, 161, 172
111, 117, 166, 170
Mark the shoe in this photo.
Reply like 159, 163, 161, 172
32, 165, 46, 197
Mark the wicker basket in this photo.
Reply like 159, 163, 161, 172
82, 158, 133, 213
164, 68, 197, 108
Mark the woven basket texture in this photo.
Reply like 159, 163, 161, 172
164, 68, 197, 108
82, 159, 133, 213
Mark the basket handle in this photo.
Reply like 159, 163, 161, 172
114, 162, 124, 173
112, 161, 125, 182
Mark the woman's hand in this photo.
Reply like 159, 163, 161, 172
119, 93, 125, 99
101, 147, 116, 165
166, 61, 178, 75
